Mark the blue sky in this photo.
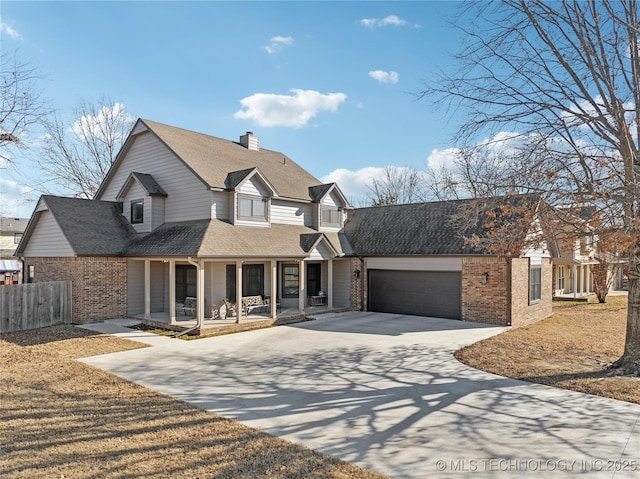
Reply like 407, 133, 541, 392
1, 1, 465, 217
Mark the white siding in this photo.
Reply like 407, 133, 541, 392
211, 191, 230, 221
332, 259, 351, 308
23, 211, 75, 257
209, 262, 226, 301
271, 199, 312, 226
319, 191, 344, 232
238, 176, 268, 197
99, 132, 211, 221
127, 260, 144, 315
131, 121, 148, 135
309, 242, 333, 260
122, 181, 149, 233
151, 197, 165, 231
366, 257, 463, 272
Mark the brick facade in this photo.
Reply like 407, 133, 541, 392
350, 257, 364, 310
510, 257, 553, 327
461, 256, 510, 325
23, 257, 127, 324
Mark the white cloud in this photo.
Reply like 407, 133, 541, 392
70, 102, 134, 143
426, 147, 459, 171
0, 178, 35, 217
0, 20, 22, 40
321, 165, 423, 203
368, 70, 399, 84
358, 15, 420, 29
264, 35, 294, 54
234, 89, 347, 128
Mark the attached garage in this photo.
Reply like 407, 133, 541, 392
367, 267, 462, 320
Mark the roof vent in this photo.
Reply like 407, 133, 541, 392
240, 131, 259, 151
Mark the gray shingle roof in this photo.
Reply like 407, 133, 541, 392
308, 184, 335, 202
131, 172, 167, 197
123, 220, 348, 258
124, 220, 209, 256
225, 168, 256, 190
34, 196, 137, 256
131, 119, 322, 201
343, 194, 540, 256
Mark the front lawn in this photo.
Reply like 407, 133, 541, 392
456, 295, 639, 404
0, 325, 385, 479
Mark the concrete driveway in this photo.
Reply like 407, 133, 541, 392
80, 312, 640, 478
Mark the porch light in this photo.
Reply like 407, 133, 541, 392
481, 272, 489, 284
354, 269, 361, 279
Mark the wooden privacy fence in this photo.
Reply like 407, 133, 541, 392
0, 281, 72, 333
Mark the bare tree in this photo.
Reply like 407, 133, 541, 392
39, 99, 135, 198
0, 52, 49, 161
420, 0, 640, 374
366, 166, 426, 205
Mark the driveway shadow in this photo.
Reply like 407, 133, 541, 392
82, 320, 640, 478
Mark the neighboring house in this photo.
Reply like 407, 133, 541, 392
0, 216, 28, 285
16, 119, 552, 328
548, 208, 626, 299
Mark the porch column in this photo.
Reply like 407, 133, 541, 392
197, 259, 205, 327
144, 259, 151, 319
235, 260, 242, 324
298, 259, 306, 312
581, 265, 586, 295
586, 266, 591, 294
169, 259, 176, 324
327, 259, 334, 309
270, 260, 277, 319
572, 265, 578, 299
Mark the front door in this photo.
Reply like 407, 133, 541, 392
307, 263, 321, 296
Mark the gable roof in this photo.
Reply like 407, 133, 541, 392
116, 172, 167, 199
225, 167, 279, 196
343, 194, 541, 256
308, 183, 351, 206
16, 196, 137, 257
99, 119, 323, 202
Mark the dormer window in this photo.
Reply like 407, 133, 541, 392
321, 206, 341, 227
238, 194, 268, 221
131, 199, 144, 224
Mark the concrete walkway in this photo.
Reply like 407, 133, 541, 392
79, 312, 640, 478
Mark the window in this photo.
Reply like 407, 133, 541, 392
321, 207, 341, 227
226, 264, 265, 301
282, 264, 299, 298
176, 265, 197, 302
131, 199, 144, 224
557, 266, 565, 291
529, 265, 542, 304
238, 195, 267, 221
28, 265, 35, 283
14, 233, 22, 244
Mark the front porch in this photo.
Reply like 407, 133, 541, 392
127, 255, 356, 330
131, 304, 349, 336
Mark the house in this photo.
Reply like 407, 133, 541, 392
16, 119, 552, 328
0, 216, 28, 285
548, 206, 626, 299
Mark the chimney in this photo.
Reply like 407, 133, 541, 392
240, 131, 259, 151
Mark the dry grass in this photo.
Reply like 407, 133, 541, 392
456, 295, 640, 404
0, 325, 385, 479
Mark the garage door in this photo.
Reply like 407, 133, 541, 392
368, 269, 461, 319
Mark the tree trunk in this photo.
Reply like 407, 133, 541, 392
613, 253, 640, 375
